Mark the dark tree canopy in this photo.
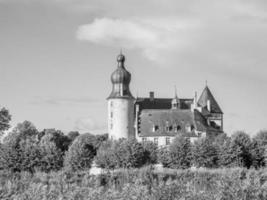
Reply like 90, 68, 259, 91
168, 136, 192, 169
0, 107, 11, 135
64, 133, 97, 171
192, 138, 218, 168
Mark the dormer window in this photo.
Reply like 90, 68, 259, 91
174, 125, 181, 132
166, 125, 173, 132
186, 124, 191, 132
152, 125, 159, 132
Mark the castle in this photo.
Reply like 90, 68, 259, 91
107, 53, 223, 146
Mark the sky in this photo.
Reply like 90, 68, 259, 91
0, 0, 267, 135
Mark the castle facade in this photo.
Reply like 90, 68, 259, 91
107, 53, 223, 146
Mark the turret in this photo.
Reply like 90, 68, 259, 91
198, 85, 223, 131
107, 53, 135, 140
171, 86, 180, 109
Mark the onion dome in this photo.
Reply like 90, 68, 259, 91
111, 54, 131, 84
107, 53, 134, 99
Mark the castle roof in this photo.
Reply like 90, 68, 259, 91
197, 86, 223, 114
135, 98, 193, 110
138, 109, 215, 137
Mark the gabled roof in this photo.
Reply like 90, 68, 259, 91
197, 86, 223, 114
138, 109, 209, 137
135, 98, 193, 110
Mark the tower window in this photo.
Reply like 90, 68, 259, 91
110, 123, 113, 130
110, 112, 113, 118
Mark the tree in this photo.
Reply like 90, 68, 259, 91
115, 139, 146, 168
95, 140, 117, 169
142, 141, 158, 165
39, 140, 64, 172
94, 133, 109, 149
249, 139, 265, 168
0, 107, 11, 136
0, 121, 39, 172
192, 138, 218, 168
64, 133, 97, 171
168, 136, 192, 169
219, 131, 252, 168
67, 131, 80, 142
38, 129, 71, 152
19, 138, 42, 173
254, 130, 267, 147
252, 130, 267, 167
157, 147, 171, 168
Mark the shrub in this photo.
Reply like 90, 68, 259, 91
168, 135, 192, 169
192, 138, 218, 168
115, 139, 146, 168
95, 140, 117, 169
64, 133, 96, 171
142, 141, 158, 165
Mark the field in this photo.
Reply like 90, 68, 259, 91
0, 167, 266, 200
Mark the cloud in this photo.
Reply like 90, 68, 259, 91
74, 117, 106, 134
30, 96, 97, 106
77, 17, 199, 62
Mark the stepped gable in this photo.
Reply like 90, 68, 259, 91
197, 86, 223, 114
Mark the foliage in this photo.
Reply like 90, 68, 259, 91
0, 168, 266, 200
192, 138, 218, 168
64, 133, 97, 171
95, 140, 117, 169
157, 147, 171, 168
218, 131, 253, 168
67, 131, 80, 142
115, 139, 146, 168
142, 141, 158, 165
0, 107, 11, 136
254, 130, 267, 147
167, 135, 192, 169
39, 129, 71, 152
39, 139, 64, 172
0, 121, 39, 172
95, 139, 157, 169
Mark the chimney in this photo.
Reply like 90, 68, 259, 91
149, 91, 154, 101
207, 99, 211, 112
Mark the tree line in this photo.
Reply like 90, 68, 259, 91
0, 107, 266, 173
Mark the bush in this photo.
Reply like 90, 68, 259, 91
142, 141, 158, 165
64, 133, 97, 171
168, 136, 192, 169
192, 138, 218, 168
0, 168, 266, 200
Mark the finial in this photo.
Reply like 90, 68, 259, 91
174, 85, 178, 98
117, 50, 125, 68
205, 80, 208, 87
120, 48, 122, 55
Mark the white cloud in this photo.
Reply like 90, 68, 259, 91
77, 17, 199, 62
74, 117, 106, 134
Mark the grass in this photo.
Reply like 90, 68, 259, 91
0, 167, 266, 200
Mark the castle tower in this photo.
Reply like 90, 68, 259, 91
107, 53, 135, 140
198, 85, 223, 131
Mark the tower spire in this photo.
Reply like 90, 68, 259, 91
174, 85, 178, 98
